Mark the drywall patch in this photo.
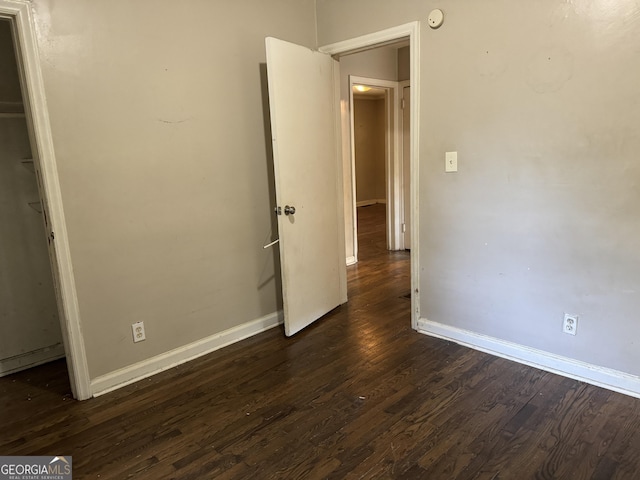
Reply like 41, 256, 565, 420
525, 46, 574, 93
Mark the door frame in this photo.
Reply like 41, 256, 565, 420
398, 79, 411, 251
320, 21, 421, 329
0, 1, 91, 399
348, 75, 401, 260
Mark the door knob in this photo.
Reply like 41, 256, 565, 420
284, 205, 296, 215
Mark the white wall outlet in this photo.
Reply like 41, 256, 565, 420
132, 321, 146, 343
563, 314, 578, 335
445, 151, 458, 172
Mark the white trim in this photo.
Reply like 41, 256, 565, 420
91, 311, 284, 397
0, 344, 65, 377
350, 76, 400, 251
418, 318, 640, 399
320, 21, 421, 330
408, 26, 420, 330
319, 23, 418, 58
333, 54, 349, 306
348, 77, 359, 263
398, 79, 410, 251
346, 255, 357, 266
0, 1, 91, 400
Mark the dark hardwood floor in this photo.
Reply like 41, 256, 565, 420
2, 203, 640, 479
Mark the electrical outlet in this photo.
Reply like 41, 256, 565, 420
563, 314, 578, 336
132, 321, 146, 343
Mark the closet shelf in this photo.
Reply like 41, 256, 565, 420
28, 201, 43, 214
21, 159, 35, 174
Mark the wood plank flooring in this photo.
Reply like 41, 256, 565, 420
2, 203, 640, 479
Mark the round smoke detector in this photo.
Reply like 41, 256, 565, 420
428, 9, 444, 29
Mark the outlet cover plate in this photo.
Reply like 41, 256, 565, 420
563, 314, 578, 336
445, 151, 458, 172
132, 321, 146, 342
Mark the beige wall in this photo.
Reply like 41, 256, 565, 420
30, 0, 316, 379
317, 0, 640, 376
397, 46, 409, 82
353, 97, 385, 203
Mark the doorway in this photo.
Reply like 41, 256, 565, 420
0, 18, 64, 376
347, 72, 408, 262
352, 83, 389, 260
320, 21, 421, 329
0, 3, 90, 399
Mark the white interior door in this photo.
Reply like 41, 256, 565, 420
265, 37, 347, 336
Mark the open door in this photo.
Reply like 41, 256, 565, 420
265, 37, 347, 336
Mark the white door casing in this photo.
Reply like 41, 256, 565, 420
320, 21, 421, 329
265, 37, 347, 337
348, 75, 401, 257
401, 83, 411, 250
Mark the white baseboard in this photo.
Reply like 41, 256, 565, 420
417, 317, 640, 399
91, 311, 284, 397
346, 255, 357, 266
0, 344, 65, 377
356, 199, 387, 207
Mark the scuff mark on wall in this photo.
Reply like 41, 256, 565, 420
156, 117, 192, 124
